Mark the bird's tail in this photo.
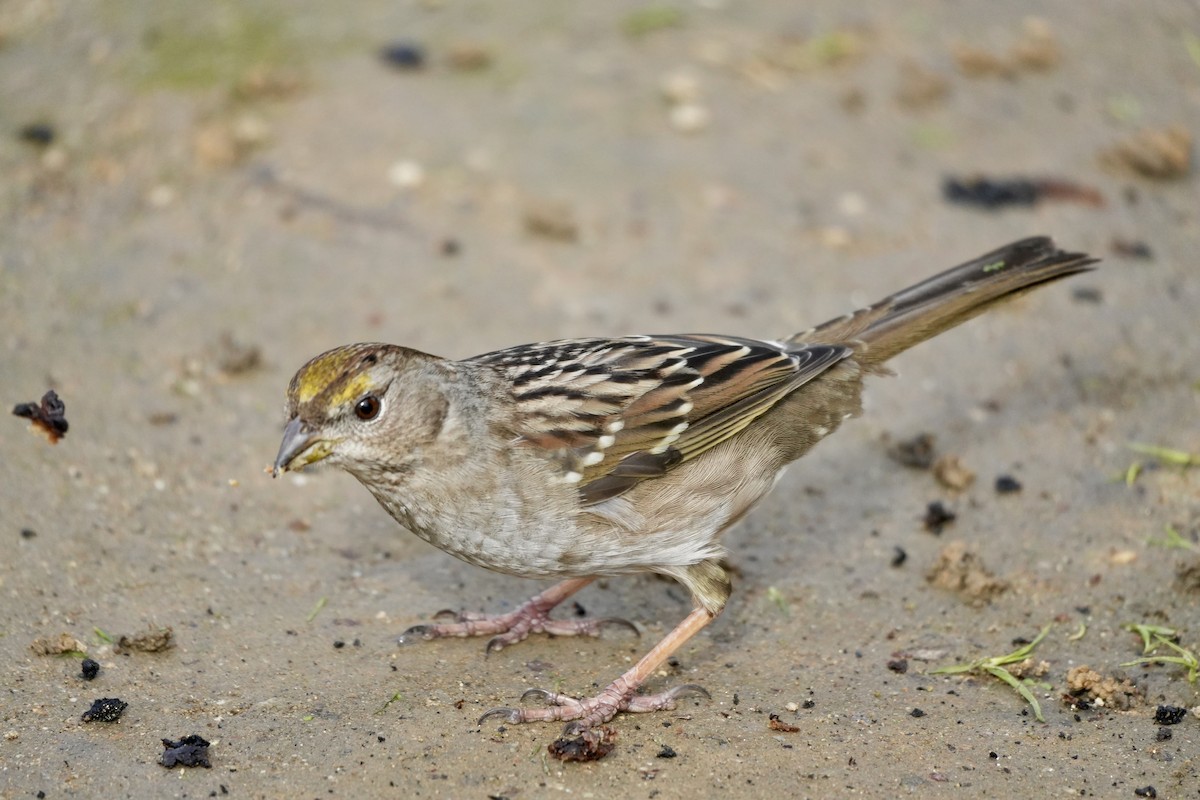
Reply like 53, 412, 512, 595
786, 236, 1097, 368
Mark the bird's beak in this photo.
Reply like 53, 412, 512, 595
273, 417, 334, 477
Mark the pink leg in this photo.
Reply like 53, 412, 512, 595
479, 606, 715, 731
398, 577, 638, 654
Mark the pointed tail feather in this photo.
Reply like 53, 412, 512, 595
788, 237, 1097, 367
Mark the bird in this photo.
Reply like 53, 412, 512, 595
273, 236, 1095, 735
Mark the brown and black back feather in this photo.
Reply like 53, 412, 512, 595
471, 336, 850, 504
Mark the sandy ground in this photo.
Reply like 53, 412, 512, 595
2, 1, 1199, 797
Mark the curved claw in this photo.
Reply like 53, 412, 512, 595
485, 635, 508, 656
478, 706, 522, 726
432, 608, 461, 621
397, 624, 436, 645
595, 617, 640, 637
664, 683, 710, 701
520, 687, 559, 704
561, 719, 592, 736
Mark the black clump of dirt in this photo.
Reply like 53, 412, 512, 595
943, 176, 1103, 209
1153, 705, 1186, 725
81, 698, 127, 722
379, 42, 426, 70
13, 390, 68, 443
994, 475, 1023, 494
547, 726, 616, 762
923, 501, 956, 534
160, 734, 212, 768
888, 432, 936, 469
18, 123, 56, 146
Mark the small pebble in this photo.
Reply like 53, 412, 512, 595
669, 103, 710, 133
1109, 549, 1138, 566
81, 658, 100, 681
994, 475, 1023, 494
922, 501, 956, 534
446, 42, 492, 71
146, 184, 176, 208
888, 432, 936, 469
387, 159, 425, 189
1101, 125, 1191, 180
785, 701, 799, 712
523, 201, 579, 242
837, 192, 867, 217
18, 123, 55, 146
380, 41, 426, 70
933, 454, 975, 490
660, 70, 702, 104
818, 226, 852, 250
232, 114, 271, 147
40, 147, 67, 171
1110, 239, 1153, 259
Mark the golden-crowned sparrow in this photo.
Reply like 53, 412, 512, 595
274, 236, 1094, 733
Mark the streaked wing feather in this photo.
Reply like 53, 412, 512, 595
671, 344, 849, 462
469, 335, 851, 504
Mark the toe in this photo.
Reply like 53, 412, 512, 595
483, 624, 533, 655
624, 683, 710, 713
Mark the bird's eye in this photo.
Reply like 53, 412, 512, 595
354, 395, 382, 421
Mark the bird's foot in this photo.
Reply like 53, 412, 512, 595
397, 578, 637, 653
479, 680, 709, 731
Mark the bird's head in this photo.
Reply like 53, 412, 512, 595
273, 343, 452, 480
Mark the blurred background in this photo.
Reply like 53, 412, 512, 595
2, 1, 1197, 796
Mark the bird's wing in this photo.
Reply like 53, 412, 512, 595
469, 334, 851, 504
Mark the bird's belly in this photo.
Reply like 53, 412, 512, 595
366, 482, 581, 578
